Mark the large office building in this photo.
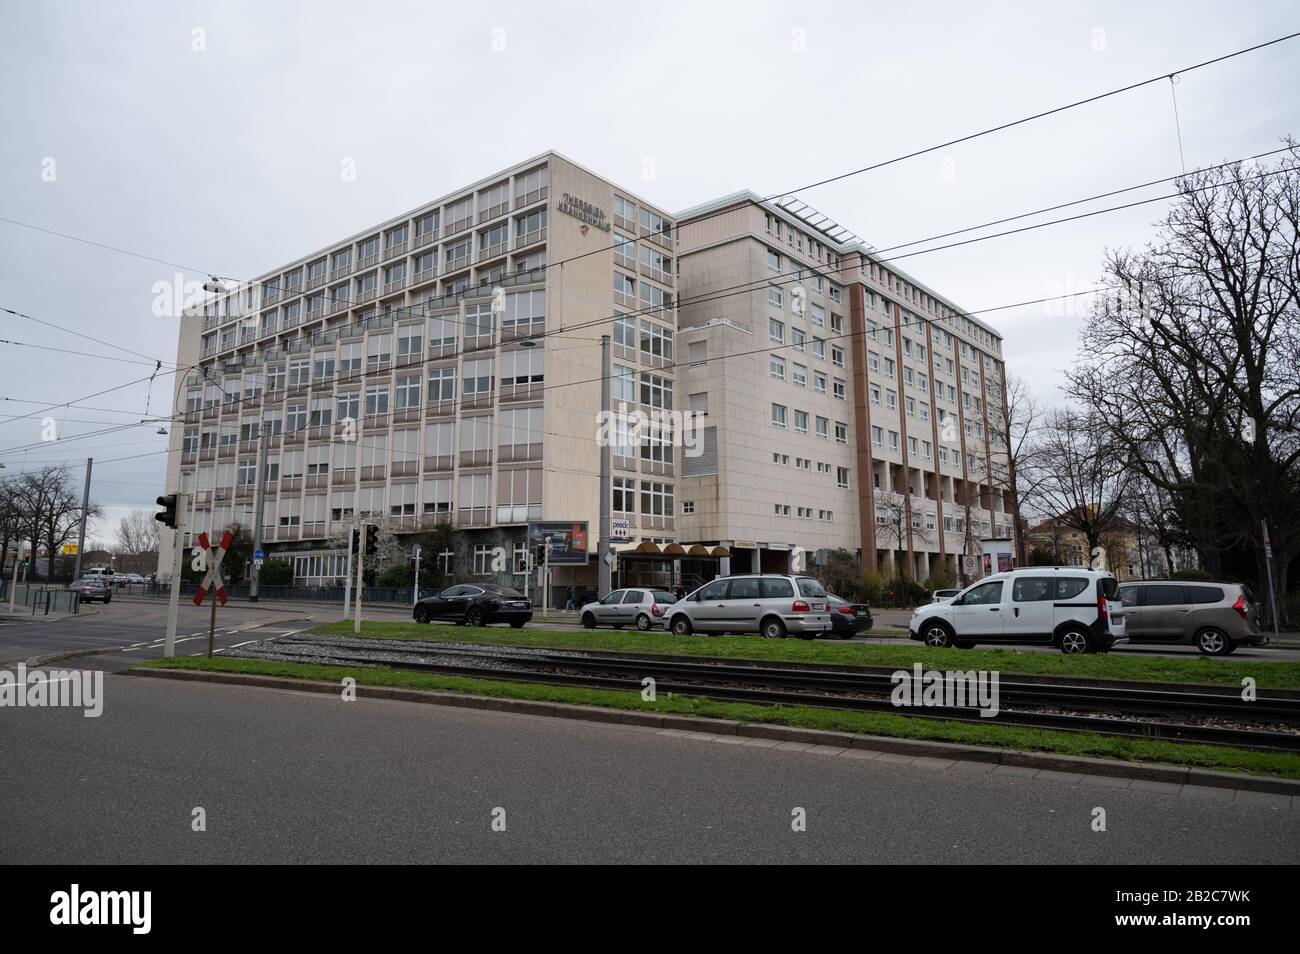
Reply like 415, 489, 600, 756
159, 152, 679, 594
672, 193, 1015, 584
159, 153, 1014, 592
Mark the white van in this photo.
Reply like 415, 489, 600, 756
907, 567, 1127, 654
80, 567, 115, 583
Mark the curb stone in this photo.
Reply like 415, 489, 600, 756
121, 666, 1300, 797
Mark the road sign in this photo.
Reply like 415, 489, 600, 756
193, 530, 232, 608
611, 517, 629, 542
254, 548, 264, 560
62, 543, 78, 555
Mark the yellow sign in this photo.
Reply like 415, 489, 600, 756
62, 544, 79, 555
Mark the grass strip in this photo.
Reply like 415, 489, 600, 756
307, 620, 1300, 690
136, 654, 1300, 779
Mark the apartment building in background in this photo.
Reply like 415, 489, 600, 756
158, 152, 678, 592
673, 193, 1014, 583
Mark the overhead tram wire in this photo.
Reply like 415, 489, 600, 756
6, 151, 1279, 447
1, 29, 1296, 342
1, 306, 179, 367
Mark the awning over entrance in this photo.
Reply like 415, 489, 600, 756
613, 542, 730, 557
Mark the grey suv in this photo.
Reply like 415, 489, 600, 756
665, 574, 831, 639
1116, 581, 1264, 655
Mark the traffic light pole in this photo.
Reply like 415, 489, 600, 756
353, 527, 364, 635
163, 492, 188, 658
249, 429, 269, 602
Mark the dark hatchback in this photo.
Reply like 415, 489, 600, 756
827, 594, 872, 638
413, 583, 532, 628
67, 579, 113, 604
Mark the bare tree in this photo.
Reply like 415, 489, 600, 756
10, 467, 97, 581
116, 510, 161, 557
1068, 145, 1300, 620
1022, 408, 1130, 555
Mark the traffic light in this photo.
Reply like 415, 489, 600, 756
536, 543, 547, 565
155, 494, 178, 529
364, 524, 379, 556
347, 527, 358, 555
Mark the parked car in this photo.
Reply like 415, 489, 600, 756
111, 572, 130, 585
579, 588, 677, 631
929, 588, 962, 603
126, 573, 145, 584
81, 567, 113, 582
908, 567, 1126, 654
827, 593, 873, 638
412, 583, 532, 627
1116, 580, 1263, 656
67, 579, 112, 603
665, 574, 831, 639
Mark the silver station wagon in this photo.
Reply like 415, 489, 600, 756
664, 574, 831, 639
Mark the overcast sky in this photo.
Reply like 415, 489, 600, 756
2, 0, 1298, 543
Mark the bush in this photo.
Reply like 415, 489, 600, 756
861, 569, 885, 607
376, 562, 415, 587
922, 565, 953, 593
258, 558, 293, 586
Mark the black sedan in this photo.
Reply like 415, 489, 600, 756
413, 583, 532, 628
827, 594, 872, 638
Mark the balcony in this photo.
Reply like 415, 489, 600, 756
425, 400, 456, 420
330, 264, 353, 281
218, 443, 235, 459
411, 266, 437, 288
383, 277, 407, 295
497, 443, 541, 463
276, 525, 299, 541
305, 474, 329, 490
384, 240, 408, 260
358, 253, 379, 270
392, 407, 420, 425
363, 413, 390, 430
360, 466, 386, 482
501, 320, 544, 343
460, 392, 493, 412
445, 252, 471, 272
390, 460, 420, 478
357, 286, 376, 304
423, 454, 454, 472
413, 230, 438, 249
458, 449, 492, 468
331, 469, 356, 487
499, 382, 543, 404
446, 216, 473, 236
301, 521, 327, 539
420, 511, 454, 530
457, 507, 490, 527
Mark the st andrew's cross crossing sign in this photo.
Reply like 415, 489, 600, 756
193, 530, 232, 607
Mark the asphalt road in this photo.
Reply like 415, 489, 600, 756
2, 672, 1295, 864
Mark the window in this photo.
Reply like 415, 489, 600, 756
395, 374, 420, 409
814, 372, 827, 394
639, 320, 673, 361
286, 403, 307, 433
771, 404, 787, 428
428, 366, 456, 401
831, 346, 844, 368
834, 421, 847, 444
613, 313, 636, 349
836, 467, 849, 489
364, 383, 389, 416
792, 364, 807, 388
336, 392, 359, 422
366, 333, 392, 368
613, 364, 635, 403
397, 323, 423, 356
767, 249, 781, 271
833, 379, 846, 400
769, 355, 786, 381
464, 303, 494, 343
794, 410, 808, 434
613, 476, 636, 513
640, 373, 671, 410
640, 481, 674, 517
768, 319, 784, 343
429, 312, 458, 347
463, 358, 494, 396
815, 416, 828, 439
791, 328, 805, 352
768, 287, 783, 310
504, 290, 544, 330
501, 348, 543, 389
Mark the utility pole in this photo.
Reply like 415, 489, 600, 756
1261, 518, 1281, 641
342, 527, 354, 619
249, 428, 269, 601
7, 539, 20, 614
598, 334, 612, 597
163, 492, 188, 657
72, 457, 92, 583
412, 543, 422, 605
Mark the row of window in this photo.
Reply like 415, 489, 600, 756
770, 406, 849, 441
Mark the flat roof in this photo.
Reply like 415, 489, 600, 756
675, 190, 1002, 341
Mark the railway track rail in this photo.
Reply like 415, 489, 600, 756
240, 635, 1300, 752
